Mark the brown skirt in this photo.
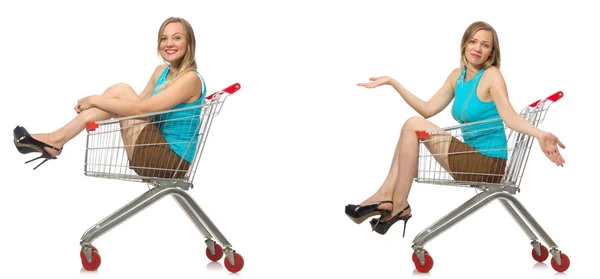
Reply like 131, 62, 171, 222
447, 137, 507, 184
129, 123, 191, 179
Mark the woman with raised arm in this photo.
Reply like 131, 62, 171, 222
345, 21, 566, 236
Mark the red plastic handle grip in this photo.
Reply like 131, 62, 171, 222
529, 91, 564, 107
206, 83, 241, 100
417, 131, 429, 139
86, 122, 99, 131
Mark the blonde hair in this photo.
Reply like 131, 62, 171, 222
157, 17, 198, 90
460, 21, 501, 69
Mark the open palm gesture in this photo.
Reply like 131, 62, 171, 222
357, 76, 392, 88
538, 131, 566, 167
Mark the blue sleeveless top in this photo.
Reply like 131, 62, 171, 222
451, 67, 508, 159
152, 65, 207, 163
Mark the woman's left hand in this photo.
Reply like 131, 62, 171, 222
537, 131, 566, 167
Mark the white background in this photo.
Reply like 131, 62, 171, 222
0, 0, 597, 278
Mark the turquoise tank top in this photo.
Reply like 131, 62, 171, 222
451, 67, 508, 160
151, 65, 207, 163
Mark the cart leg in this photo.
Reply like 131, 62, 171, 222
172, 195, 213, 238
172, 195, 221, 255
79, 186, 241, 268
412, 190, 565, 267
499, 199, 538, 241
80, 186, 174, 246
500, 195, 564, 265
412, 189, 509, 266
498, 198, 548, 257
170, 190, 237, 265
413, 189, 499, 248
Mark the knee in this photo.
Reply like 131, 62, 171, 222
402, 116, 424, 132
82, 110, 98, 123
103, 82, 134, 97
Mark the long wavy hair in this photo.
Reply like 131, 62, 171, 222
156, 17, 198, 90
460, 21, 501, 69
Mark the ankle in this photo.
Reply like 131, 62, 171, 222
48, 132, 65, 147
393, 200, 410, 212
376, 189, 393, 198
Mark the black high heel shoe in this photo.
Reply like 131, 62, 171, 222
345, 201, 392, 224
370, 204, 412, 237
13, 126, 62, 170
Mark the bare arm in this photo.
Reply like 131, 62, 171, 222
487, 67, 566, 166
487, 67, 543, 138
91, 70, 202, 116
138, 65, 167, 100
358, 69, 458, 119
391, 70, 457, 118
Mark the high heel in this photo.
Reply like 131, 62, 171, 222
345, 201, 392, 224
24, 152, 57, 170
13, 126, 61, 169
370, 204, 412, 236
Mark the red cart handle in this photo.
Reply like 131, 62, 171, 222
417, 131, 429, 139
529, 91, 563, 108
206, 83, 241, 100
87, 122, 99, 131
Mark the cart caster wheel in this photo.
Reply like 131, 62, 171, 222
531, 245, 549, 262
206, 243, 223, 262
89, 245, 98, 253
412, 250, 433, 273
81, 245, 98, 252
80, 247, 101, 271
550, 253, 570, 273
412, 249, 429, 264
224, 252, 244, 273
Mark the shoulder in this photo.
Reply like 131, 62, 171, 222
446, 67, 462, 88
150, 64, 168, 81
182, 70, 201, 82
154, 64, 168, 75
482, 66, 509, 98
482, 66, 504, 81
481, 66, 508, 92
449, 67, 462, 79
176, 70, 203, 90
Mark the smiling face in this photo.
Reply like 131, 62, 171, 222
460, 21, 501, 69
159, 22, 187, 64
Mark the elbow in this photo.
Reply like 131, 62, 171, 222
420, 104, 434, 119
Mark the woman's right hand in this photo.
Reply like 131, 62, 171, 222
357, 76, 393, 88
74, 96, 96, 114
74, 100, 83, 114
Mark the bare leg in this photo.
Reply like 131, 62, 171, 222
356, 128, 401, 213
29, 83, 144, 157
360, 116, 454, 220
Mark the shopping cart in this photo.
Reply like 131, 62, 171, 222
410, 91, 569, 273
78, 83, 244, 273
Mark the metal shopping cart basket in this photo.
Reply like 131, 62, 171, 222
410, 91, 569, 273
78, 83, 244, 273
